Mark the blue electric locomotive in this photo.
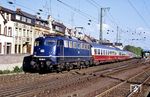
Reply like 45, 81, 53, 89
23, 35, 92, 72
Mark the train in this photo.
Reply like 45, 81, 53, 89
23, 35, 136, 73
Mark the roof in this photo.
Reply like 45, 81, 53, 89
36, 35, 88, 43
91, 43, 123, 51
0, 6, 14, 13
15, 9, 35, 19
52, 21, 66, 29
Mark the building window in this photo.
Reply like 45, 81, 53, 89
27, 18, 31, 23
36, 21, 40, 25
16, 15, 21, 20
22, 16, 26, 22
41, 22, 44, 26
4, 26, 7, 36
55, 26, 64, 32
23, 29, 26, 37
8, 27, 12, 36
18, 45, 21, 53
6, 13, 9, 21
0, 43, 1, 54
15, 45, 17, 53
0, 24, 1, 34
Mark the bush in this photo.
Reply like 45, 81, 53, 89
0, 66, 23, 75
3, 70, 11, 74
13, 66, 23, 73
0, 70, 3, 74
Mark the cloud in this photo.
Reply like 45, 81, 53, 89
136, 27, 144, 31
96, 23, 111, 31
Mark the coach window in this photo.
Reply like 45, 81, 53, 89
64, 40, 68, 47
110, 51, 112, 55
100, 50, 102, 55
69, 41, 72, 48
98, 49, 100, 55
99, 49, 101, 55
101, 50, 103, 55
94, 49, 96, 55
96, 49, 98, 55
119, 52, 121, 55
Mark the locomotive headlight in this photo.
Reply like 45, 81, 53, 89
46, 61, 51, 66
40, 49, 45, 53
39, 58, 45, 61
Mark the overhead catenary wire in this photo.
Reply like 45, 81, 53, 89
7, 0, 49, 19
90, 0, 102, 8
57, 0, 97, 23
128, 0, 150, 28
143, 0, 150, 16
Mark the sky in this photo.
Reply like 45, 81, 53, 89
0, 0, 150, 50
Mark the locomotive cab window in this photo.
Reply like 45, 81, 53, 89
45, 40, 56, 46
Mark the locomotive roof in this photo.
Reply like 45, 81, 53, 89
36, 36, 89, 43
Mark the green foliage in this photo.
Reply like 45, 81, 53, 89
13, 66, 23, 73
0, 66, 23, 74
2, 70, 11, 74
123, 45, 143, 56
0, 70, 3, 74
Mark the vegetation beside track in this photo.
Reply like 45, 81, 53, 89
0, 66, 23, 74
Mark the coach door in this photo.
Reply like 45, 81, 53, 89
57, 40, 64, 61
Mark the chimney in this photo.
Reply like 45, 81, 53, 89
16, 8, 21, 12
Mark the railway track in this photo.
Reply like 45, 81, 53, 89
95, 63, 150, 97
0, 58, 149, 97
0, 59, 138, 85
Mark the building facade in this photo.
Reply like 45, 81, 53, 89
0, 6, 14, 54
0, 6, 51, 54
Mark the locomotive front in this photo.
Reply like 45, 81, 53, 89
26, 37, 57, 72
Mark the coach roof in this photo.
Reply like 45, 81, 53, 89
91, 43, 122, 51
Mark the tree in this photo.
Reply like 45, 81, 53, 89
123, 45, 143, 56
